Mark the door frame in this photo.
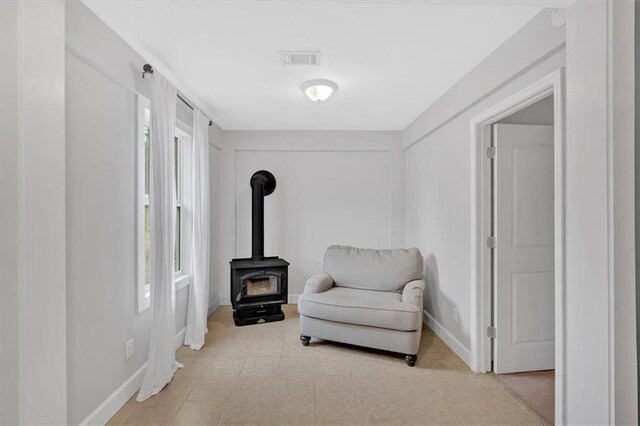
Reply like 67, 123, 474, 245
469, 68, 565, 423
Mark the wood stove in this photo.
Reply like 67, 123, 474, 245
230, 170, 289, 326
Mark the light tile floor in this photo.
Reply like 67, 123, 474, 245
108, 305, 545, 425
495, 371, 554, 424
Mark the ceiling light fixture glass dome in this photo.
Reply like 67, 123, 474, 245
301, 79, 338, 102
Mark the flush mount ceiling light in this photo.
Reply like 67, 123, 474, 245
301, 79, 338, 102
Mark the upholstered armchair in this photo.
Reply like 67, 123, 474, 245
297, 245, 425, 366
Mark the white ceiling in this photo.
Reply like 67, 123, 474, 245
83, 1, 543, 130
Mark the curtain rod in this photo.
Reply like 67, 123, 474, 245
142, 64, 213, 127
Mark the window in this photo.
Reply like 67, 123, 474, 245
137, 96, 192, 313
174, 135, 182, 273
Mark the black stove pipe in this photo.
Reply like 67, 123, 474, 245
250, 170, 276, 261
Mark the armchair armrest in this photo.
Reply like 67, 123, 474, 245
304, 273, 334, 294
402, 279, 426, 307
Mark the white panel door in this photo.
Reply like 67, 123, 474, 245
493, 123, 554, 374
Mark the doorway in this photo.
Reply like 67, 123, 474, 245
492, 103, 555, 374
469, 69, 565, 424
490, 96, 555, 423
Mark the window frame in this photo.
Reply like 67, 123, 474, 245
174, 126, 193, 286
137, 95, 192, 314
136, 96, 151, 313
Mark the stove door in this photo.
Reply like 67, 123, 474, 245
238, 271, 283, 302
245, 274, 279, 297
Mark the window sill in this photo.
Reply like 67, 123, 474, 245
175, 274, 191, 292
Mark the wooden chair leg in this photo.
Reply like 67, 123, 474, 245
405, 354, 417, 367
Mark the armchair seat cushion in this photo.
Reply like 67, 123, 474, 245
298, 287, 422, 332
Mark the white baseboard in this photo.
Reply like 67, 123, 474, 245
174, 327, 186, 350
81, 327, 187, 426
219, 294, 300, 305
80, 362, 147, 426
288, 294, 300, 304
208, 296, 220, 316
423, 309, 472, 368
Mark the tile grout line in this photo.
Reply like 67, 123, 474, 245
112, 308, 546, 425
423, 364, 466, 425
353, 368, 370, 426
492, 389, 544, 425
463, 367, 540, 425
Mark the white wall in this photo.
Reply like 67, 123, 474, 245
3, 3, 632, 424
209, 125, 223, 312
611, 2, 637, 421
218, 131, 404, 302
402, 4, 637, 423
636, 3, 640, 416
1, 3, 20, 423
65, 3, 222, 424
65, 5, 153, 424
65, 46, 148, 426
565, 1, 637, 424
403, 9, 565, 360
563, 4, 610, 423
0, 1, 67, 424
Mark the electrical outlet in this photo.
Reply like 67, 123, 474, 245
125, 339, 134, 360
452, 307, 459, 324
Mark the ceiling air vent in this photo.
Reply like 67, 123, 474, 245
280, 51, 320, 66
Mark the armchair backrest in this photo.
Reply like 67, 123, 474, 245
323, 245, 423, 293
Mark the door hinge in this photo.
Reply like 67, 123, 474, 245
487, 326, 497, 339
486, 146, 496, 159
486, 236, 497, 249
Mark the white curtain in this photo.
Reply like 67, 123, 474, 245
137, 73, 182, 402
184, 110, 210, 350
